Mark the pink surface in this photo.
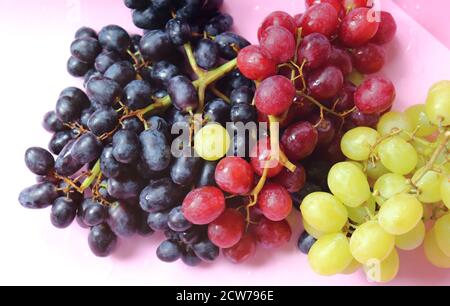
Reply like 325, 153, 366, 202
0, 0, 449, 286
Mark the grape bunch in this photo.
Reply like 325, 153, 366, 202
300, 81, 449, 282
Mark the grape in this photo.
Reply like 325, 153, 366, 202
395, 220, 425, 251
349, 220, 395, 264
24, 147, 55, 175
377, 111, 414, 139
80, 107, 95, 128
55, 96, 83, 123
301, 192, 347, 233
237, 45, 277, 81
181, 249, 202, 267
54, 140, 83, 176
156, 240, 182, 262
339, 8, 379, 47
139, 178, 185, 212
223, 234, 256, 264
215, 32, 250, 60
104, 61, 136, 87
352, 43, 386, 74
425, 80, 450, 126
297, 231, 317, 254
259, 26, 295, 64
67, 56, 91, 77
303, 218, 325, 239
197, 161, 217, 187
301, 3, 339, 37
124, 0, 149, 10
254, 217, 292, 249
139, 129, 171, 171
328, 47, 353, 76
364, 248, 399, 283
123, 80, 153, 110
258, 183, 292, 221
434, 214, 450, 257
424, 227, 450, 268
81, 198, 108, 227
204, 99, 231, 125
147, 210, 170, 231
354, 77, 395, 114
305, 0, 343, 14
43, 111, 66, 133
342, 0, 372, 10
208, 209, 245, 248
140, 30, 173, 62
273, 163, 306, 193
346, 196, 376, 225
230, 103, 256, 124
88, 223, 118, 257
378, 194, 423, 235
194, 124, 230, 161
250, 138, 283, 178
100, 146, 124, 178
328, 162, 371, 207
166, 18, 191, 46
307, 66, 343, 100
341, 127, 380, 161
341, 259, 362, 275
147, 116, 171, 139
170, 154, 203, 187
19, 182, 58, 210
182, 186, 225, 225
214, 157, 254, 195
378, 136, 418, 175
48, 131, 74, 155
136, 212, 154, 237
205, 13, 233, 36
373, 173, 411, 205
350, 109, 380, 128
442, 177, 450, 209
95, 50, 121, 73
192, 239, 220, 262
297, 33, 331, 70
168, 206, 192, 232
107, 175, 143, 200
111, 130, 140, 164
371, 11, 397, 45
72, 132, 103, 165
255, 75, 295, 115
404, 104, 437, 137
259, 11, 296, 37
108, 202, 137, 237
86, 76, 122, 106
75, 26, 97, 39
150, 61, 180, 87
121, 117, 145, 134
281, 121, 318, 161
167, 75, 198, 112
412, 168, 443, 203
195, 39, 220, 70
308, 233, 353, 276
179, 227, 203, 245
70, 37, 101, 64
132, 6, 163, 30
98, 25, 131, 55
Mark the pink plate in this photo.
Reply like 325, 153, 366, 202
0, 0, 449, 285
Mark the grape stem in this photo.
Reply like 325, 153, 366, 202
80, 160, 101, 192
296, 90, 349, 118
184, 43, 206, 78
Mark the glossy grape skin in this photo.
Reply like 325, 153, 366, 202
197, 161, 217, 187
140, 30, 173, 62
132, 6, 164, 30
425, 80, 450, 126
215, 157, 254, 195
87, 107, 119, 136
43, 111, 66, 133
250, 138, 283, 178
230, 103, 256, 124
55, 96, 83, 123
340, 8, 379, 47
24, 147, 54, 175
99, 146, 123, 179
122, 80, 153, 110
301, 3, 339, 37
182, 186, 225, 225
230, 86, 254, 105
70, 37, 101, 64
395, 220, 426, 251
281, 121, 318, 161
350, 109, 380, 128
179, 226, 203, 245
165, 18, 191, 46
298, 33, 331, 70
223, 234, 256, 264
215, 32, 250, 60
371, 11, 397, 45
139, 177, 186, 213
48, 131, 74, 155
50, 197, 78, 229
19, 183, 58, 209
107, 202, 138, 237
308, 114, 336, 147
124, 0, 149, 9
208, 209, 245, 248
170, 154, 203, 187
71, 132, 102, 165
167, 206, 192, 232
355, 77, 396, 114
54, 140, 83, 176
107, 175, 143, 200
307, 65, 343, 100
139, 129, 171, 171
147, 116, 171, 139
218, 69, 255, 95
237, 45, 277, 81
104, 61, 136, 87
88, 223, 118, 257
254, 217, 292, 249
75, 26, 97, 39
167, 75, 198, 112
273, 163, 306, 193
147, 210, 170, 231
111, 130, 140, 164
98, 25, 131, 55
424, 227, 450, 268
255, 75, 295, 115
328, 47, 353, 76
297, 230, 317, 254
259, 11, 296, 37
194, 39, 220, 70
204, 98, 231, 124
378, 194, 423, 235
192, 239, 220, 262
121, 117, 144, 134
86, 76, 122, 106
204, 13, 232, 36
95, 51, 120, 74
259, 26, 295, 64
156, 240, 182, 262
352, 43, 386, 74
341, 127, 379, 161
258, 183, 292, 221
150, 61, 180, 87
378, 136, 418, 175
67, 56, 91, 77
306, 0, 343, 13
81, 198, 108, 227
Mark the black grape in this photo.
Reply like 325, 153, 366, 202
139, 177, 185, 212
55, 96, 83, 123
165, 18, 191, 46
98, 25, 131, 55
168, 206, 192, 232
230, 103, 256, 123
132, 6, 164, 30
70, 37, 101, 64
147, 210, 170, 231
179, 226, 203, 245
80, 107, 95, 128
167, 75, 198, 112
108, 202, 138, 237
156, 240, 182, 262
54, 140, 83, 176
112, 129, 140, 164
75, 26, 97, 39
100, 145, 124, 178
104, 61, 136, 87
42, 111, 67, 133
139, 129, 171, 171
196, 161, 217, 187
181, 249, 202, 266
139, 30, 173, 62
123, 80, 153, 110
147, 115, 171, 139
48, 130, 74, 155
204, 13, 233, 36
81, 198, 108, 227
136, 211, 155, 236
194, 39, 219, 70
95, 50, 121, 73
204, 98, 230, 124
67, 56, 91, 77
124, 0, 150, 9
202, 0, 223, 13
88, 223, 118, 257
86, 76, 122, 106
71, 132, 103, 164
130, 34, 142, 53
121, 117, 144, 134
215, 32, 250, 60
59, 87, 90, 105
170, 154, 202, 186
107, 175, 143, 200
192, 239, 219, 262
150, 61, 180, 87
24, 147, 55, 175
230, 86, 254, 105
297, 231, 317, 254
19, 183, 58, 209
50, 197, 79, 229
87, 107, 119, 136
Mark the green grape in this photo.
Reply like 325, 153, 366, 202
378, 193, 423, 235
434, 214, 450, 257
350, 220, 395, 264
441, 176, 450, 209
366, 159, 389, 180
341, 259, 362, 275
308, 233, 353, 276
364, 248, 399, 283
347, 196, 376, 225
194, 123, 230, 161
346, 160, 364, 171
405, 104, 438, 137
377, 111, 414, 140
395, 220, 426, 251
327, 162, 371, 208
301, 192, 348, 234
412, 168, 443, 203
378, 136, 418, 175
373, 173, 411, 205
425, 80, 450, 126
303, 219, 325, 239
424, 227, 450, 268
341, 127, 380, 161
412, 138, 435, 157
414, 153, 427, 171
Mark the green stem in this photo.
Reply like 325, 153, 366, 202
80, 160, 101, 192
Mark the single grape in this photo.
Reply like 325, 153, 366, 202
112, 130, 140, 164
88, 223, 118, 257
107, 175, 143, 200
208, 209, 245, 248
341, 259, 362, 275
70, 37, 101, 64
100, 146, 124, 179
301, 3, 339, 37
181, 249, 202, 267
195, 39, 220, 70
166, 18, 191, 45
377, 111, 414, 139
55, 96, 83, 123
104, 61, 136, 87
258, 183, 292, 221
170, 154, 203, 187
147, 210, 170, 231
132, 6, 164, 30
150, 61, 180, 87
54, 140, 83, 176
139, 129, 171, 171
341, 127, 380, 161
168, 206, 192, 232
404, 104, 437, 137
350, 109, 380, 128
98, 25, 131, 55
42, 111, 66, 133
48, 131, 74, 155
19, 182, 58, 209
182, 186, 225, 225
305, 0, 343, 14
378, 194, 423, 235
412, 168, 443, 203
259, 11, 296, 37
307, 66, 343, 100
86, 76, 122, 106
395, 220, 426, 251
67, 56, 91, 77
197, 161, 217, 187
140, 30, 173, 62
307, 114, 336, 147
253, 217, 292, 249
373, 173, 411, 205
230, 103, 256, 124
230, 86, 254, 105
75, 26, 97, 39
425, 80, 450, 126
215, 157, 254, 195
328, 46, 353, 76
205, 13, 233, 36
204, 98, 231, 125
223, 234, 256, 264
24, 147, 55, 176
250, 138, 284, 178
302, 218, 325, 239
378, 136, 418, 175
192, 239, 220, 262
215, 32, 250, 60
297, 33, 331, 70
121, 117, 145, 134
371, 11, 397, 45
259, 26, 295, 64
194, 124, 230, 161
352, 43, 386, 74
95, 50, 121, 73
71, 132, 102, 165
139, 177, 186, 213
355, 77, 396, 114
108, 202, 138, 237
434, 214, 450, 257
156, 240, 182, 263
167, 75, 198, 112
281, 121, 318, 161
273, 163, 306, 193
237, 45, 277, 81
364, 248, 399, 283
339, 7, 379, 47
424, 227, 450, 268
82, 198, 108, 227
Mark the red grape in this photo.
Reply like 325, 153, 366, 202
182, 186, 225, 225
339, 7, 379, 47
342, 0, 372, 10
281, 121, 318, 161
257, 183, 292, 221
215, 157, 254, 195
334, 82, 356, 112
259, 26, 296, 64
301, 3, 339, 37
305, 0, 343, 14
253, 217, 292, 249
255, 75, 295, 115
237, 45, 277, 81
316, 130, 346, 163
308, 114, 336, 147
250, 138, 284, 178
273, 162, 306, 193
328, 46, 353, 76
352, 43, 385, 74
371, 11, 397, 45
307, 65, 343, 100
293, 14, 303, 28
354, 76, 395, 114
208, 209, 245, 248
297, 33, 331, 70
349, 109, 380, 128
258, 11, 297, 38
223, 234, 256, 264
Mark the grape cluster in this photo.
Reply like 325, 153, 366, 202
301, 81, 449, 282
